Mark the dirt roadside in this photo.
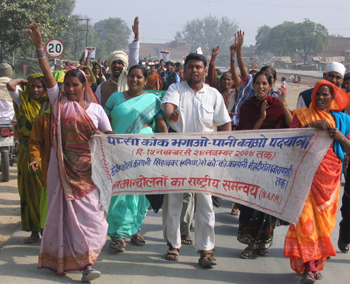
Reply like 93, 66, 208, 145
0, 166, 21, 248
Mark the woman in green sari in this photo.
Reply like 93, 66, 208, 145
105, 64, 168, 251
7, 73, 50, 243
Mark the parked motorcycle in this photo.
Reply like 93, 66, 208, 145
0, 117, 16, 182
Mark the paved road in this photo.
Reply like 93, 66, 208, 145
0, 191, 349, 284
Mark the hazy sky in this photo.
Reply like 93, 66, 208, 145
74, 0, 349, 47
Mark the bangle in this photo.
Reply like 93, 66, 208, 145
230, 59, 236, 63
134, 37, 139, 41
36, 49, 46, 58
238, 58, 244, 60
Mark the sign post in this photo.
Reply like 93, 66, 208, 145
45, 39, 65, 70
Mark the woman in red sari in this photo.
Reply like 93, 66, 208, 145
237, 70, 292, 258
284, 80, 350, 284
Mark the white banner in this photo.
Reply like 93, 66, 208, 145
84, 47, 96, 61
90, 129, 332, 224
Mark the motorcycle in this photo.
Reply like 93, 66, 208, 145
0, 117, 16, 182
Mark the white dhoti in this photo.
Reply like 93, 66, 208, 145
162, 193, 215, 251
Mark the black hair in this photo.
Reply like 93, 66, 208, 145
160, 59, 165, 63
166, 61, 175, 67
260, 66, 277, 81
82, 66, 90, 73
32, 76, 47, 90
65, 69, 86, 84
220, 72, 233, 80
128, 64, 148, 79
175, 62, 181, 67
215, 68, 221, 76
93, 62, 101, 69
249, 69, 258, 75
253, 71, 273, 85
344, 72, 350, 81
155, 64, 160, 68
281, 77, 286, 81
184, 53, 207, 68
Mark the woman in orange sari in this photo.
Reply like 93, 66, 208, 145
284, 80, 350, 284
145, 63, 162, 90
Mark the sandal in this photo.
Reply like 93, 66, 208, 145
300, 272, 315, 284
109, 239, 126, 252
198, 249, 217, 268
165, 244, 180, 261
314, 272, 322, 280
256, 248, 269, 256
338, 236, 349, 253
130, 233, 146, 246
81, 268, 101, 282
23, 234, 40, 244
181, 236, 193, 245
241, 246, 254, 259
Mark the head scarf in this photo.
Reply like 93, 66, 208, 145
293, 80, 349, 128
14, 73, 49, 140
107, 50, 129, 92
325, 62, 346, 77
82, 66, 97, 85
0, 63, 13, 78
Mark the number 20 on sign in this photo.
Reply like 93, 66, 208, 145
45, 39, 65, 58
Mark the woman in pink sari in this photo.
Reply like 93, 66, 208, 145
27, 24, 113, 282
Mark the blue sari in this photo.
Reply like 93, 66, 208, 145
105, 92, 164, 240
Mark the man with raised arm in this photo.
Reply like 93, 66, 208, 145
161, 53, 232, 268
95, 17, 140, 107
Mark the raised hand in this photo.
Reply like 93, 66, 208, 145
27, 23, 43, 49
211, 46, 220, 57
260, 100, 268, 121
230, 43, 236, 54
277, 86, 287, 104
235, 30, 245, 48
132, 16, 139, 40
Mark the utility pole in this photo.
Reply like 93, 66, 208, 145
74, 18, 90, 60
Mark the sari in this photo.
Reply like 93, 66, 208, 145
105, 92, 164, 240
146, 73, 162, 90
38, 73, 109, 275
284, 80, 350, 274
237, 96, 289, 250
13, 73, 50, 232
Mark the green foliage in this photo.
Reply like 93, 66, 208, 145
56, 17, 131, 61
255, 19, 329, 64
179, 15, 238, 60
0, 0, 71, 62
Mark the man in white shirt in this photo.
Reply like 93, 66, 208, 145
0, 63, 15, 120
161, 53, 232, 268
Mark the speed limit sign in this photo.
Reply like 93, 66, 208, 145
45, 39, 65, 58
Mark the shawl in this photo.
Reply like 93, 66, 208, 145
0, 77, 12, 102
107, 50, 129, 92
146, 73, 162, 90
14, 73, 49, 141
239, 96, 288, 130
82, 66, 97, 84
293, 80, 350, 162
52, 71, 99, 200
293, 80, 349, 128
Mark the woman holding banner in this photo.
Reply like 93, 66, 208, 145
27, 23, 113, 281
237, 70, 292, 259
105, 64, 168, 252
284, 80, 350, 284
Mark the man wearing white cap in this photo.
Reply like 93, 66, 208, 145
296, 62, 346, 108
96, 17, 140, 108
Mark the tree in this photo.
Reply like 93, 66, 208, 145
0, 0, 71, 63
291, 19, 329, 64
178, 16, 238, 59
255, 19, 329, 64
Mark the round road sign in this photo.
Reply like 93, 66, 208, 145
45, 39, 65, 58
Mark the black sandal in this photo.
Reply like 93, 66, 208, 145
198, 249, 217, 268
